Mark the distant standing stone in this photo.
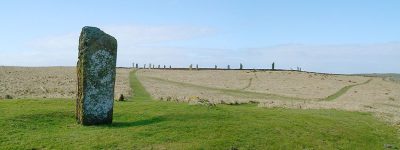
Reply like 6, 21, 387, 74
76, 26, 117, 125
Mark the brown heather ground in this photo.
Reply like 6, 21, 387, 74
137, 69, 400, 125
0, 66, 131, 99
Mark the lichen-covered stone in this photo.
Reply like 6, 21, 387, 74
76, 26, 117, 125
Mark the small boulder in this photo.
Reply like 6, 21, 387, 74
5, 95, 13, 99
117, 94, 125, 101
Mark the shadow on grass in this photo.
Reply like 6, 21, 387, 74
9, 111, 73, 122
9, 111, 165, 128
109, 116, 165, 128
6, 111, 74, 129
109, 112, 225, 128
7, 106, 222, 129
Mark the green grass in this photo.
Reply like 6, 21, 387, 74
0, 71, 399, 149
130, 70, 152, 101
322, 79, 372, 101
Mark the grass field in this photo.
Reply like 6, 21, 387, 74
0, 71, 399, 149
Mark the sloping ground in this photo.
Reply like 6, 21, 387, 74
138, 70, 370, 100
358, 73, 400, 84
136, 69, 371, 102
334, 78, 400, 124
137, 69, 400, 125
258, 78, 400, 125
0, 66, 131, 99
0, 71, 398, 149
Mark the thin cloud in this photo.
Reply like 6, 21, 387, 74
2, 24, 399, 74
13, 24, 216, 66
103, 25, 216, 45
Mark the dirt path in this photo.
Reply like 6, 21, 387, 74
241, 78, 253, 90
241, 72, 259, 90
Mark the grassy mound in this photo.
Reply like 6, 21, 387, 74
0, 71, 398, 149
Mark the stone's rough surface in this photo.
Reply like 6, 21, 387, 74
76, 26, 117, 125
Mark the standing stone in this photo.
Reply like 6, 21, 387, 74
272, 62, 275, 70
76, 26, 117, 125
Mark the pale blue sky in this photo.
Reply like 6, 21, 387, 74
0, 0, 399, 73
